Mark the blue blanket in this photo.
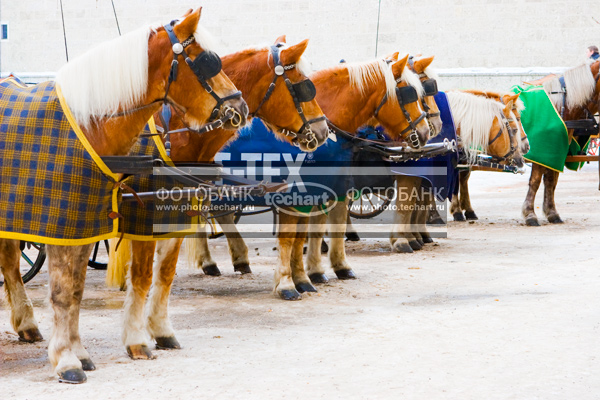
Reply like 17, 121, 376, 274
389, 92, 459, 201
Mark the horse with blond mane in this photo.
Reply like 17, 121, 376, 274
0, 9, 247, 383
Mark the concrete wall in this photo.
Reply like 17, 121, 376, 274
1, 0, 599, 90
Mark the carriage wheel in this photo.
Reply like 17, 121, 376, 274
0, 242, 47, 287
348, 191, 392, 219
87, 240, 110, 270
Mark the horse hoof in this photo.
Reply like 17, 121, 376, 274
278, 289, 302, 301
309, 273, 329, 284
422, 236, 434, 244
548, 215, 563, 224
202, 264, 221, 276
525, 217, 540, 227
296, 282, 318, 293
408, 240, 422, 251
79, 358, 96, 371
427, 217, 445, 226
234, 263, 252, 274
392, 242, 413, 253
453, 212, 466, 221
321, 240, 329, 254
155, 336, 181, 350
58, 369, 87, 384
18, 328, 43, 343
416, 239, 424, 247
345, 232, 361, 242
464, 211, 478, 220
126, 344, 155, 360
335, 269, 357, 280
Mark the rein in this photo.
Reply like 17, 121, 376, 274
251, 44, 326, 150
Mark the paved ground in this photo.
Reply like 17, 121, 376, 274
1, 163, 599, 399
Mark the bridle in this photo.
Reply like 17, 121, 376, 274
488, 111, 519, 164
408, 56, 441, 135
373, 76, 427, 149
252, 44, 326, 150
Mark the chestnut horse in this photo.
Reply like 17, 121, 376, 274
305, 55, 441, 280
522, 61, 600, 226
182, 53, 430, 299
0, 9, 247, 383
106, 38, 329, 360
390, 90, 525, 253
450, 89, 529, 221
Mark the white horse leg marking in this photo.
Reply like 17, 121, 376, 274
391, 176, 417, 253
145, 238, 183, 349
0, 239, 42, 342
46, 244, 94, 380
306, 206, 328, 280
122, 240, 156, 359
185, 229, 219, 276
327, 199, 354, 278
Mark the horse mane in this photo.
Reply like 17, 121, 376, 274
55, 21, 217, 128
343, 59, 423, 101
543, 62, 596, 111
464, 89, 526, 113
446, 91, 506, 164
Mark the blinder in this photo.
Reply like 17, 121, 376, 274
422, 79, 438, 97
291, 79, 317, 103
396, 85, 419, 105
188, 50, 222, 80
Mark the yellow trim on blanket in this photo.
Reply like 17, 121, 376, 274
55, 84, 119, 182
0, 230, 119, 246
524, 156, 563, 173
148, 117, 176, 167
0, 76, 27, 88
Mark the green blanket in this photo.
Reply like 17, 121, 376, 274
511, 85, 569, 172
511, 85, 588, 172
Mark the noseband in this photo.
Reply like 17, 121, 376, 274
252, 44, 326, 150
373, 77, 427, 148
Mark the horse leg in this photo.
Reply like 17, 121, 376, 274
460, 171, 477, 220
122, 240, 156, 360
215, 213, 251, 274
0, 239, 43, 342
328, 199, 356, 279
186, 229, 221, 276
409, 206, 424, 249
290, 216, 316, 293
522, 164, 544, 226
306, 207, 329, 284
450, 171, 466, 221
275, 212, 302, 300
345, 213, 360, 241
543, 169, 563, 223
146, 238, 183, 350
390, 175, 416, 253
417, 195, 434, 244
46, 244, 94, 383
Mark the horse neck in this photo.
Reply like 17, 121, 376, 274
222, 50, 269, 113
82, 103, 162, 157
311, 68, 383, 132
170, 128, 237, 163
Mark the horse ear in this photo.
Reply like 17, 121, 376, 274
392, 54, 410, 79
503, 100, 514, 116
384, 52, 399, 62
175, 7, 201, 38
274, 35, 287, 44
181, 9, 194, 18
413, 56, 435, 74
280, 39, 309, 66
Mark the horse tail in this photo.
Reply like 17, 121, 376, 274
184, 235, 202, 269
106, 238, 131, 289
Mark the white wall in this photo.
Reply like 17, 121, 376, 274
1, 0, 599, 90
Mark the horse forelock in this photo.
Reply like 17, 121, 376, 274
55, 25, 152, 128
402, 67, 424, 97
346, 59, 397, 101
446, 91, 506, 164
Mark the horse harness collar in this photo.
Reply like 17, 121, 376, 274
251, 44, 325, 150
